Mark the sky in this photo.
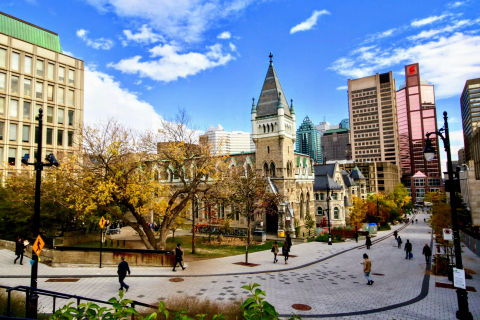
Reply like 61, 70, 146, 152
2, 0, 480, 171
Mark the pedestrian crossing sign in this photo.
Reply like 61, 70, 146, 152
32, 235, 45, 257
99, 216, 106, 229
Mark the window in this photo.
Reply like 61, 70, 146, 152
36, 60, 44, 77
430, 188, 440, 193
47, 106, 53, 123
58, 87, 64, 104
57, 129, 63, 146
334, 207, 339, 219
333, 193, 338, 200
10, 99, 18, 117
320, 193, 324, 200
68, 131, 73, 146
0, 72, 5, 91
47, 85, 54, 101
59, 66, 65, 82
22, 149, 29, 159
11, 75, 19, 94
0, 97, 4, 115
11, 52, 20, 71
315, 193, 319, 201
8, 148, 16, 165
0, 48, 6, 68
24, 79, 31, 96
416, 188, 425, 199
317, 207, 323, 215
9, 123, 17, 141
24, 56, 32, 74
58, 108, 64, 124
69, 69, 75, 85
35, 104, 41, 118
428, 178, 441, 186
46, 128, 53, 145
0, 121, 3, 140
36, 82, 43, 99
414, 179, 425, 187
23, 102, 30, 119
22, 125, 30, 142
68, 110, 74, 126
48, 63, 54, 80
68, 90, 74, 105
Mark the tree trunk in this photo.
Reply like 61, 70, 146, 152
246, 216, 251, 264
172, 229, 175, 242
157, 222, 170, 250
192, 211, 196, 254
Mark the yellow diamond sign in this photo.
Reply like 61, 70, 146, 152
99, 216, 106, 229
32, 235, 45, 257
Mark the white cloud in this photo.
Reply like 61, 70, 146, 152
123, 24, 164, 44
330, 32, 480, 99
408, 19, 473, 40
447, 1, 466, 8
76, 29, 114, 50
85, 0, 256, 43
439, 129, 464, 173
145, 85, 154, 90
84, 67, 163, 130
229, 42, 237, 52
411, 14, 449, 27
290, 10, 330, 34
336, 86, 348, 90
364, 28, 398, 43
217, 31, 231, 39
62, 50, 75, 57
108, 43, 234, 82
134, 80, 142, 85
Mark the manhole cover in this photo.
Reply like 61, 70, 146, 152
169, 278, 184, 282
292, 304, 312, 311
46, 279, 79, 282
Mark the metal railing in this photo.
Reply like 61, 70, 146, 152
1, 285, 156, 319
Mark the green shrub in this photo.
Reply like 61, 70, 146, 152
0, 289, 25, 318
378, 224, 391, 231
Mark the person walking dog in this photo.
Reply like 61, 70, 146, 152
397, 236, 402, 249
14, 237, 26, 265
173, 243, 186, 271
405, 239, 412, 259
272, 241, 279, 263
282, 241, 289, 264
117, 256, 130, 292
362, 254, 374, 285
422, 244, 432, 264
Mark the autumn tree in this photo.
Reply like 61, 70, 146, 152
349, 195, 367, 231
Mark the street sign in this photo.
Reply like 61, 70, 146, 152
32, 235, 45, 257
99, 216, 106, 229
443, 228, 453, 241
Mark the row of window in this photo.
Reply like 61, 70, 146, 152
352, 91, 376, 98
353, 107, 378, 114
316, 207, 341, 219
0, 48, 75, 85
0, 74, 75, 105
0, 145, 73, 167
356, 158, 381, 162
0, 98, 75, 124
356, 149, 380, 155
352, 99, 377, 106
354, 124, 380, 133
356, 140, 379, 147
354, 115, 378, 123
0, 122, 74, 147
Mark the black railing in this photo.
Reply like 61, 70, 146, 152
0, 285, 156, 318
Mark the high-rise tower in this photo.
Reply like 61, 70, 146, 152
296, 116, 321, 163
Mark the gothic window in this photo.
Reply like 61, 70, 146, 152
300, 193, 304, 219
306, 193, 310, 216
263, 162, 269, 177
246, 164, 253, 177
263, 124, 266, 133
270, 162, 276, 178
334, 207, 339, 219
271, 124, 274, 132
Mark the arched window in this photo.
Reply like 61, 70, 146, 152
315, 193, 319, 201
334, 207, 339, 219
271, 124, 274, 132
306, 193, 310, 216
246, 164, 253, 177
300, 193, 304, 219
270, 162, 276, 178
267, 146, 270, 153
317, 207, 323, 215
263, 124, 266, 133
263, 162, 269, 177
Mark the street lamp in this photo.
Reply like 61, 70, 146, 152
22, 108, 60, 319
423, 111, 473, 320
326, 184, 333, 245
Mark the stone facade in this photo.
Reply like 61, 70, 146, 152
340, 161, 400, 194
459, 160, 480, 226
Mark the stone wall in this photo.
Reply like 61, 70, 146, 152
53, 231, 101, 247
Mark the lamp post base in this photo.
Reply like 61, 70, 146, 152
456, 289, 473, 320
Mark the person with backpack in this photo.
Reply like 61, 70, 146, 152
271, 241, 279, 263
282, 242, 289, 264
405, 239, 412, 259
397, 236, 402, 249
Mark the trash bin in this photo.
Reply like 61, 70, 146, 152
253, 231, 266, 242
447, 264, 454, 282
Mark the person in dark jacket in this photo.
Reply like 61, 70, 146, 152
14, 237, 26, 265
117, 256, 130, 291
393, 230, 398, 240
422, 244, 432, 264
365, 234, 372, 249
282, 242, 289, 264
397, 236, 402, 249
173, 243, 186, 271
354, 231, 359, 243
286, 234, 292, 252
404, 239, 412, 259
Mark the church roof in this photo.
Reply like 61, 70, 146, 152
314, 164, 336, 177
350, 166, 366, 180
313, 174, 343, 191
341, 170, 356, 187
255, 53, 291, 117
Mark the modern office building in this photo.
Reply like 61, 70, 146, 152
348, 71, 401, 168
458, 147, 465, 167
321, 128, 350, 162
199, 124, 255, 155
340, 161, 400, 194
315, 119, 349, 134
396, 63, 443, 203
461, 78, 480, 164
340, 118, 350, 130
0, 11, 84, 173
296, 116, 322, 163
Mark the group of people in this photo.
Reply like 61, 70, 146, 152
393, 230, 432, 263
271, 234, 292, 264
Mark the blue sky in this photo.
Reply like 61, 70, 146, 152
2, 0, 480, 168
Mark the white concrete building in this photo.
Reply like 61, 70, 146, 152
199, 124, 255, 155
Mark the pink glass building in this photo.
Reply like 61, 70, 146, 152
396, 63, 444, 203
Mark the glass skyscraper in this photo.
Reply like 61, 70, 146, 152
296, 116, 322, 163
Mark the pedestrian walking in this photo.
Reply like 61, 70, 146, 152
365, 234, 372, 249
416, 219, 418, 224
422, 244, 432, 264
354, 231, 359, 243
14, 237, 26, 265
397, 236, 402, 249
404, 239, 412, 259
393, 230, 398, 240
117, 256, 130, 292
286, 234, 292, 252
282, 241, 289, 264
271, 241, 279, 263
424, 218, 426, 223
173, 243, 186, 271
362, 254, 374, 285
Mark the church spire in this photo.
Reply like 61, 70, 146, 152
290, 99, 295, 114
269, 52, 273, 66
251, 97, 257, 114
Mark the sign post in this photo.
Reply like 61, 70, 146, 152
99, 217, 106, 268
443, 228, 453, 241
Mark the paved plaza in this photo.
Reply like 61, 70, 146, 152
1, 212, 480, 319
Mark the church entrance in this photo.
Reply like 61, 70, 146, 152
265, 203, 278, 233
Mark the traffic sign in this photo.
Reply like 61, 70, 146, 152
443, 228, 453, 241
99, 216, 106, 229
32, 235, 45, 256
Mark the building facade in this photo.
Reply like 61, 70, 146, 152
461, 79, 480, 164
0, 11, 84, 172
458, 147, 466, 167
321, 128, 350, 162
296, 115, 322, 163
348, 72, 400, 168
396, 63, 443, 203
199, 124, 255, 155
458, 160, 480, 226
340, 161, 400, 194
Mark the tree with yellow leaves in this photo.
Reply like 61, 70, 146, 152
349, 195, 367, 231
